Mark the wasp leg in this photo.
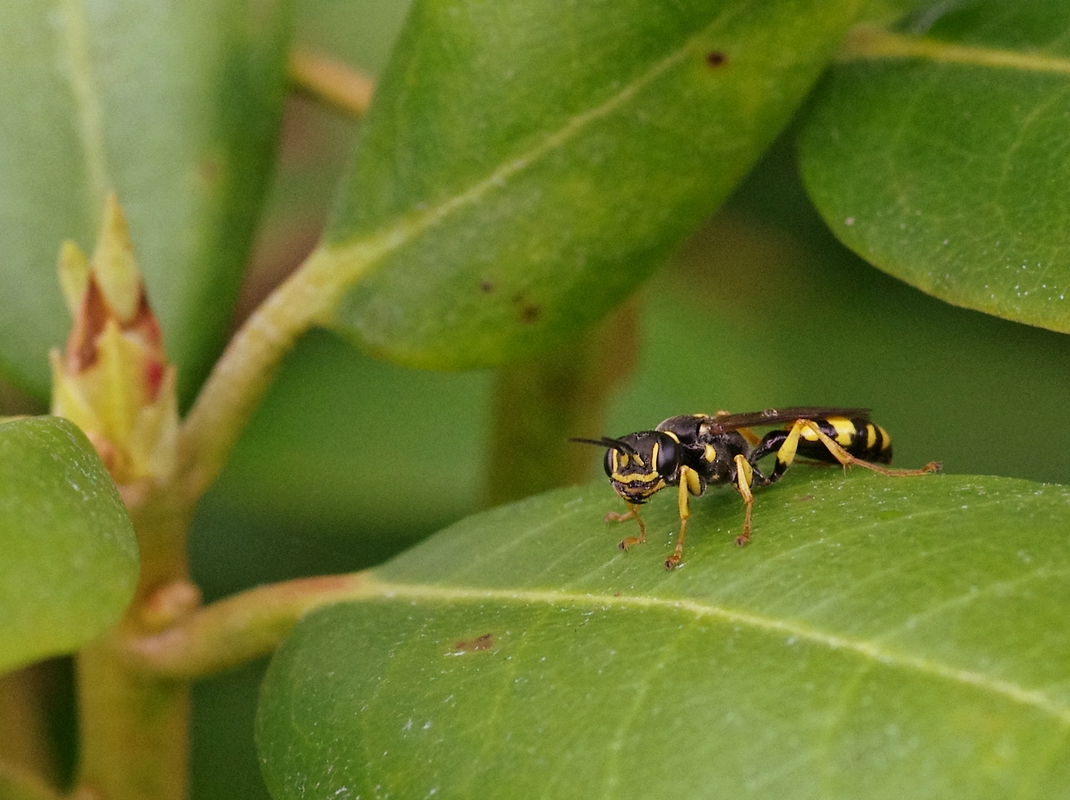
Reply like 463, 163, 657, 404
664, 465, 703, 569
753, 419, 940, 484
606, 502, 647, 550
732, 455, 756, 546
737, 427, 761, 446
789, 420, 940, 477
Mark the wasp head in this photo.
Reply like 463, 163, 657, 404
571, 432, 681, 503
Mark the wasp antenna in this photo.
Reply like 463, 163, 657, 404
569, 436, 639, 456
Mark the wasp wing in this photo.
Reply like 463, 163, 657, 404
699, 407, 872, 433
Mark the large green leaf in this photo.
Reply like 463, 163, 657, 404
314, 0, 866, 369
0, 0, 291, 404
0, 417, 138, 674
798, 1, 1070, 334
258, 471, 1070, 799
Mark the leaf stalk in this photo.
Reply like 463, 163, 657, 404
124, 573, 372, 679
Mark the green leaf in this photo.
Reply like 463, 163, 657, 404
0, 0, 291, 404
258, 472, 1070, 799
797, 2, 1070, 334
316, 0, 865, 369
0, 417, 138, 673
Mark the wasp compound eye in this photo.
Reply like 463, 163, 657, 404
654, 433, 679, 475
602, 448, 615, 478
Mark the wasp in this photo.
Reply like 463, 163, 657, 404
573, 408, 940, 569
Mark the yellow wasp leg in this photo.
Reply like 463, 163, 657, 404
737, 427, 761, 446
733, 454, 756, 546
664, 465, 702, 569
793, 420, 941, 476
606, 501, 647, 550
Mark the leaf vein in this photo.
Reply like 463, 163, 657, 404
58, 0, 111, 208
321, 12, 729, 286
842, 25, 1070, 75
367, 577, 1070, 724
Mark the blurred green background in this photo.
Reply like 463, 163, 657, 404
3, 1, 1066, 797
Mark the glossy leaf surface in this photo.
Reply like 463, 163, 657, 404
798, 2, 1070, 333
0, 417, 137, 673
0, 0, 290, 404
258, 471, 1070, 799
317, 0, 863, 369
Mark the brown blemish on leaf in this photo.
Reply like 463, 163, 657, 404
479, 279, 495, 293
451, 633, 494, 653
706, 51, 727, 67
509, 289, 541, 324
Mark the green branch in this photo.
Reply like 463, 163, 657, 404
176, 248, 343, 501
124, 573, 372, 678
288, 50, 376, 117
841, 24, 1070, 74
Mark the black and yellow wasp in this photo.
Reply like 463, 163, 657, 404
573, 407, 940, 569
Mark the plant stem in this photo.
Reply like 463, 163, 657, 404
177, 248, 341, 502
289, 50, 376, 117
76, 639, 187, 800
840, 23, 1070, 73
124, 573, 372, 679
87, 216, 388, 797
0, 665, 61, 790
75, 490, 193, 800
73, 252, 339, 799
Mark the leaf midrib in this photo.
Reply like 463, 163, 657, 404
315, 8, 738, 291
842, 24, 1070, 74
361, 575, 1070, 725
59, 0, 111, 210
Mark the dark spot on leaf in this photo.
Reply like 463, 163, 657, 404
706, 51, 727, 68
510, 290, 541, 324
479, 279, 494, 293
451, 633, 494, 653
